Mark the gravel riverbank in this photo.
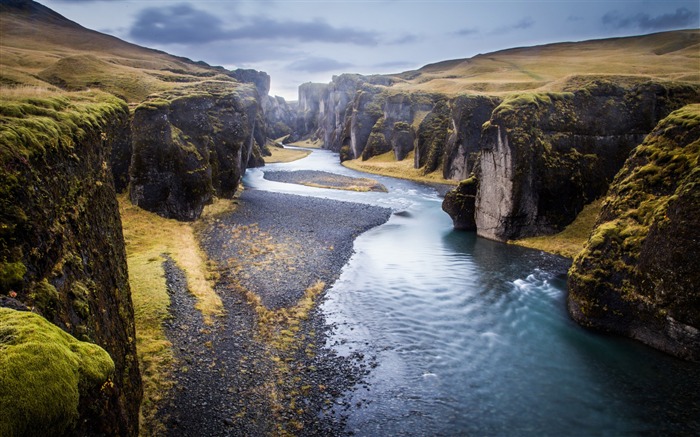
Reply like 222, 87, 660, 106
158, 188, 391, 436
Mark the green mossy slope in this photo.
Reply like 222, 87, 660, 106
0, 89, 141, 435
0, 307, 114, 437
568, 104, 700, 361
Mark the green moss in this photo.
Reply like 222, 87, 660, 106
28, 278, 60, 319
0, 261, 26, 292
0, 90, 127, 162
494, 91, 574, 117
0, 307, 115, 437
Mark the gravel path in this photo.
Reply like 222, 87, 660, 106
158, 189, 391, 436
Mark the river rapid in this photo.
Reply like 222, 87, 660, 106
244, 148, 700, 436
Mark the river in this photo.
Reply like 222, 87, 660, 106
244, 148, 700, 436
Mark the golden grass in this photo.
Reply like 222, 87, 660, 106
264, 146, 311, 163
388, 30, 700, 96
342, 151, 458, 185
119, 194, 224, 433
510, 198, 603, 258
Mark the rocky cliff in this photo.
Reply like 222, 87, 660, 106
0, 91, 142, 435
567, 104, 700, 361
129, 82, 266, 221
474, 79, 699, 241
263, 95, 297, 140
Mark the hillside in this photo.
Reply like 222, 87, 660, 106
387, 30, 700, 96
0, 0, 246, 103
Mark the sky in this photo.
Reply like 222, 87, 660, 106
37, 0, 700, 100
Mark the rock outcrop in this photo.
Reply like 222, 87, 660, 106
474, 79, 698, 241
129, 82, 265, 221
0, 307, 115, 437
294, 74, 499, 181
0, 91, 142, 435
263, 95, 297, 140
567, 104, 700, 361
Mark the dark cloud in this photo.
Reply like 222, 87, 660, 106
130, 4, 229, 44
286, 57, 354, 73
227, 16, 379, 45
602, 7, 699, 30
129, 3, 379, 46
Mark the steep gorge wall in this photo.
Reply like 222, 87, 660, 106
130, 82, 265, 220
475, 79, 699, 241
296, 74, 499, 182
0, 92, 141, 435
568, 104, 700, 361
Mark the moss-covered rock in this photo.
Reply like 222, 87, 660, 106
0, 307, 115, 437
568, 104, 700, 361
476, 79, 699, 241
0, 89, 141, 435
129, 82, 264, 220
442, 176, 478, 230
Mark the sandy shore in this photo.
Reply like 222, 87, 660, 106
158, 188, 391, 436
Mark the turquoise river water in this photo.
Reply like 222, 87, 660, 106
243, 148, 700, 436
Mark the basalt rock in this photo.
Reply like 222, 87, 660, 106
130, 82, 264, 221
474, 79, 699, 241
0, 91, 142, 435
442, 177, 478, 230
567, 104, 700, 361
263, 95, 297, 140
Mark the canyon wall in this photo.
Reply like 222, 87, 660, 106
568, 104, 700, 361
0, 92, 142, 435
129, 82, 266, 221
475, 79, 699, 241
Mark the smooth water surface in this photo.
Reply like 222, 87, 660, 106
244, 148, 700, 436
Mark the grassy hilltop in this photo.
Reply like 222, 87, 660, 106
386, 30, 700, 96
0, 0, 240, 104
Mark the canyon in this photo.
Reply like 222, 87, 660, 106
1, 0, 699, 434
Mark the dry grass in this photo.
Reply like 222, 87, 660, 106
387, 30, 699, 96
119, 195, 224, 433
0, 7, 239, 103
264, 146, 311, 164
510, 198, 603, 258
343, 151, 458, 185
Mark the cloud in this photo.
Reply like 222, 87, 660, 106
286, 57, 355, 73
130, 4, 229, 44
489, 17, 535, 35
373, 60, 416, 69
455, 27, 479, 36
129, 3, 379, 46
227, 16, 379, 45
390, 34, 419, 44
602, 7, 699, 31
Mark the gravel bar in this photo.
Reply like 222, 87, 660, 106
158, 189, 391, 436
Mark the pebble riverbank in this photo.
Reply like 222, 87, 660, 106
157, 187, 391, 436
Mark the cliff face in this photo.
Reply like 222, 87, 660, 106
130, 82, 264, 221
294, 82, 329, 141
263, 95, 297, 140
475, 80, 699, 241
0, 91, 142, 435
567, 104, 700, 361
297, 74, 498, 180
